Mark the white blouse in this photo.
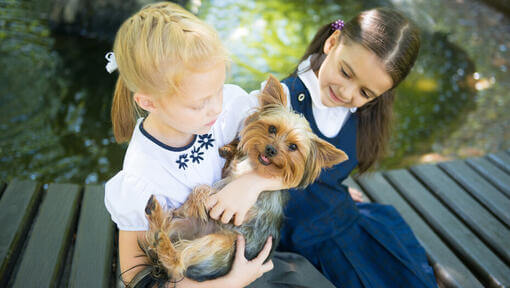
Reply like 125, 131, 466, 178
104, 84, 258, 231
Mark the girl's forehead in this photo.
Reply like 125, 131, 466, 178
335, 42, 393, 95
176, 62, 226, 101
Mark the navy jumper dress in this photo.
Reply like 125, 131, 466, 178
277, 76, 438, 288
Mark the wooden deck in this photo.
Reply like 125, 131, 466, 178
0, 149, 509, 287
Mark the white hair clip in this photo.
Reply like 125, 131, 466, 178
105, 52, 117, 73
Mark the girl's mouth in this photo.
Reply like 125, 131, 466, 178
206, 118, 217, 126
328, 86, 348, 105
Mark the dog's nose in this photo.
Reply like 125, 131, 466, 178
265, 145, 278, 158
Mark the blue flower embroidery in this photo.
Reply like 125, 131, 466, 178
176, 154, 189, 170
198, 133, 215, 150
190, 146, 204, 164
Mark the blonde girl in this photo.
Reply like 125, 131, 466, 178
104, 3, 280, 287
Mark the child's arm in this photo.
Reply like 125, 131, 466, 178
119, 231, 273, 288
118, 230, 149, 284
206, 172, 285, 226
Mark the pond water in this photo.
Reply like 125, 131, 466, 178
0, 0, 508, 184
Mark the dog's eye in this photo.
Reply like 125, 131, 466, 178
268, 125, 277, 134
288, 143, 297, 151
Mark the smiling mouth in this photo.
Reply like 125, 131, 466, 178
258, 154, 272, 166
328, 87, 348, 104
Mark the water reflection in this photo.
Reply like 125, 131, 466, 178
0, 0, 489, 183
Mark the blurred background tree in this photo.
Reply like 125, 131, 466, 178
0, 0, 508, 184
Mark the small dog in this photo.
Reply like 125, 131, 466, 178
139, 75, 348, 283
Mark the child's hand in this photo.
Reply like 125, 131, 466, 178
206, 173, 284, 226
348, 186, 364, 202
206, 176, 260, 225
225, 235, 274, 287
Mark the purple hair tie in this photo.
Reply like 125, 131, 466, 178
331, 19, 344, 31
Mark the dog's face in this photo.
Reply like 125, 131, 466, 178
239, 75, 348, 188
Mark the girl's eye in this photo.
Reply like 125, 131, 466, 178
341, 67, 351, 79
288, 143, 297, 151
360, 89, 369, 99
192, 104, 205, 110
268, 125, 277, 134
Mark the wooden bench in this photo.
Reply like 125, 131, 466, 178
0, 149, 509, 287
345, 149, 510, 288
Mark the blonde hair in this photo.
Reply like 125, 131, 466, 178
111, 2, 229, 143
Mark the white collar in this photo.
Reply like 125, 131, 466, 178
297, 56, 357, 113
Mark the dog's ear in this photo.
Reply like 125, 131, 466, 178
259, 74, 287, 107
313, 137, 348, 168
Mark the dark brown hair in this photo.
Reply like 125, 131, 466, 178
293, 7, 421, 173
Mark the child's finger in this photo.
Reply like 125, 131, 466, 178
220, 209, 234, 224
260, 259, 274, 273
253, 236, 272, 264
235, 235, 246, 260
234, 212, 246, 226
205, 195, 218, 210
209, 204, 224, 220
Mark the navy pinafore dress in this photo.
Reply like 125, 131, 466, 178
277, 76, 438, 288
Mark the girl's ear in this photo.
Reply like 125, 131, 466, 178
324, 30, 341, 55
134, 92, 156, 112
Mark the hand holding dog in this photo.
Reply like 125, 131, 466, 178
206, 172, 285, 226
225, 235, 274, 287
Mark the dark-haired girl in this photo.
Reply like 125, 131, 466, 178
275, 8, 438, 288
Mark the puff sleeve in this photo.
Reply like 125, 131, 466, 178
104, 171, 174, 231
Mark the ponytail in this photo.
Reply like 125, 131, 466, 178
356, 90, 395, 173
111, 77, 142, 143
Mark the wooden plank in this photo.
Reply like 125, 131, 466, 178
487, 152, 510, 174
342, 176, 372, 202
69, 185, 115, 288
439, 160, 510, 227
12, 183, 81, 288
357, 172, 483, 288
466, 157, 510, 198
0, 180, 41, 287
411, 164, 510, 266
386, 167, 510, 287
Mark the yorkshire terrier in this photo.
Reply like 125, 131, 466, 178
139, 75, 348, 283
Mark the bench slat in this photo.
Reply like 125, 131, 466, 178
466, 157, 510, 198
411, 164, 510, 266
0, 180, 41, 287
386, 168, 510, 287
439, 160, 510, 227
487, 152, 510, 174
358, 172, 483, 288
12, 183, 81, 288
69, 185, 115, 288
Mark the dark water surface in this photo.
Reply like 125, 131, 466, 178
0, 0, 507, 184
